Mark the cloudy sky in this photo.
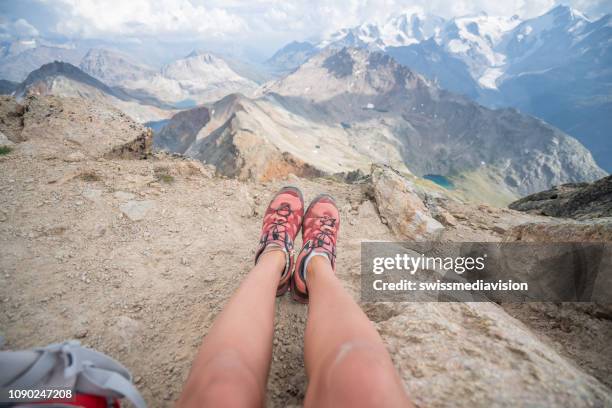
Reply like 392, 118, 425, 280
1, 0, 610, 63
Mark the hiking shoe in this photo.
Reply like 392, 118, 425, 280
291, 194, 340, 303
255, 186, 304, 296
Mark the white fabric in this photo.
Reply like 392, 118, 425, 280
303, 251, 330, 282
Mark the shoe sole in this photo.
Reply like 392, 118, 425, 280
291, 193, 337, 303
277, 280, 290, 297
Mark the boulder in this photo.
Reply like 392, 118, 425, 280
0, 95, 152, 159
370, 164, 443, 239
373, 301, 612, 407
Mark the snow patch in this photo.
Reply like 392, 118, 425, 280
478, 67, 504, 89
447, 39, 470, 53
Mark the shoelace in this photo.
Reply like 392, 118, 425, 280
268, 203, 292, 242
314, 215, 336, 251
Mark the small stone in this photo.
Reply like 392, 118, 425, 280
119, 200, 156, 221
74, 329, 88, 339
434, 210, 458, 227
492, 225, 507, 235
92, 224, 107, 238
64, 151, 87, 162
82, 188, 103, 202
0, 131, 14, 147
114, 191, 136, 201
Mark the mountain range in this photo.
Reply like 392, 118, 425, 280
156, 47, 605, 203
1, 45, 260, 109
13, 61, 174, 123
269, 5, 612, 171
0, 4, 608, 201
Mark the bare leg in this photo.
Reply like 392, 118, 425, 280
303, 256, 413, 407
176, 250, 285, 408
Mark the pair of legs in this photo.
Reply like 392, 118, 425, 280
176, 251, 411, 407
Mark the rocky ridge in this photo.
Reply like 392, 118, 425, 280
509, 176, 612, 220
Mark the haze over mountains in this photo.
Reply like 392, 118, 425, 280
0, 4, 609, 202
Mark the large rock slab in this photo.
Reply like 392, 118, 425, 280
369, 301, 612, 407
370, 164, 444, 239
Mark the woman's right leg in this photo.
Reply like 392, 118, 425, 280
292, 194, 411, 407
303, 255, 413, 407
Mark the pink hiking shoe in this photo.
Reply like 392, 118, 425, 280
291, 194, 340, 303
255, 186, 304, 296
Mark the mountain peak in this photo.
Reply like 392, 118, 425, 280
546, 4, 590, 22
79, 47, 155, 86
15, 60, 116, 99
185, 50, 217, 62
23, 61, 101, 84
265, 46, 430, 103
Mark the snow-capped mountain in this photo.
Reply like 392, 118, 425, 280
496, 7, 612, 172
269, 5, 610, 171
315, 10, 523, 88
319, 12, 446, 50
439, 13, 521, 88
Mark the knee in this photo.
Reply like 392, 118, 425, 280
310, 341, 408, 407
178, 351, 263, 408
332, 349, 399, 405
197, 379, 257, 408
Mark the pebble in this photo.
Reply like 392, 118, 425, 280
119, 200, 156, 221
74, 329, 88, 339
114, 191, 136, 201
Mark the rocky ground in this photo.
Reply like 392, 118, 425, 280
0, 95, 611, 407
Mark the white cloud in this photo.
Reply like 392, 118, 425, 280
1, 0, 610, 59
0, 18, 40, 39
49, 0, 249, 40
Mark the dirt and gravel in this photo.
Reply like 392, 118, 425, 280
1, 95, 611, 407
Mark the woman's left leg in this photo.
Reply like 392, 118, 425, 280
177, 186, 305, 408
176, 250, 285, 408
